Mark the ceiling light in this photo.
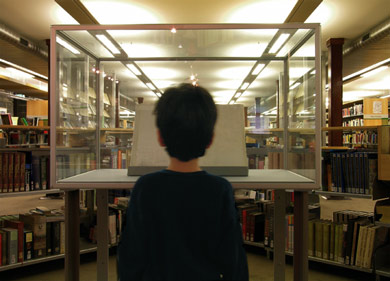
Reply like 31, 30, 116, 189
252, 64, 265, 75
361, 66, 388, 78
5, 67, 34, 79
190, 74, 196, 81
228, 100, 234, 105
96, 34, 120, 54
0, 59, 48, 80
290, 82, 301, 90
234, 92, 241, 98
381, 94, 390, 99
178, 44, 183, 49
241, 82, 250, 90
171, 27, 177, 33
343, 59, 390, 81
126, 64, 141, 76
146, 83, 155, 90
269, 33, 290, 54
56, 36, 80, 55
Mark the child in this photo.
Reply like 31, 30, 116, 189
118, 83, 248, 280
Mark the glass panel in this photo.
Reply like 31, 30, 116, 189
54, 25, 319, 186
55, 33, 98, 182
286, 33, 316, 179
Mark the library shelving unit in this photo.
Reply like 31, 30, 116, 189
50, 23, 321, 281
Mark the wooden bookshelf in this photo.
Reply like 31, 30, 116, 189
0, 125, 49, 130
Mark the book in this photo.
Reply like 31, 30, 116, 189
46, 221, 52, 255
0, 113, 12, 125
322, 221, 330, 260
19, 214, 46, 258
52, 221, 61, 255
308, 220, 315, 256
40, 156, 47, 190
329, 223, 335, 260
4, 220, 24, 262
0, 154, 2, 193
20, 153, 26, 192
60, 221, 65, 254
0, 230, 7, 265
315, 221, 323, 258
24, 230, 33, 261
8, 153, 14, 192
32, 155, 41, 190
3, 228, 18, 264
13, 152, 20, 192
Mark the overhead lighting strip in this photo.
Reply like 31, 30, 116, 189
0, 58, 48, 80
343, 58, 390, 82
56, 36, 80, 55
96, 34, 121, 54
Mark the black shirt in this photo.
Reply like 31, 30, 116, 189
117, 169, 249, 281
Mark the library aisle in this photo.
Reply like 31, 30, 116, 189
0, 247, 382, 281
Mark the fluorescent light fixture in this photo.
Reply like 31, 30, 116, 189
241, 82, 250, 90
310, 70, 316, 75
126, 64, 141, 76
252, 64, 265, 75
381, 94, 390, 99
269, 33, 290, 54
146, 83, 155, 90
56, 36, 80, 55
361, 66, 388, 78
171, 27, 177, 33
5, 67, 34, 79
228, 100, 234, 105
234, 92, 241, 99
0, 59, 48, 80
290, 82, 301, 90
96, 34, 120, 54
343, 58, 390, 81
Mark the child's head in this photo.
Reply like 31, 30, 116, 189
154, 83, 217, 162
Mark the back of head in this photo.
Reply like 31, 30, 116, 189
154, 83, 217, 162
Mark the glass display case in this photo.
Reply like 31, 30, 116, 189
50, 23, 321, 189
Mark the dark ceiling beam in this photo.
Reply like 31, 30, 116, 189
285, 0, 322, 23
55, 0, 99, 24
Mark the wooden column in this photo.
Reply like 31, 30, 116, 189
327, 38, 344, 146
274, 190, 286, 281
97, 189, 109, 281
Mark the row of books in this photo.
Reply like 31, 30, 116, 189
7, 130, 48, 147
309, 210, 388, 269
0, 114, 44, 126
57, 153, 97, 180
85, 201, 128, 246
101, 149, 129, 169
322, 151, 377, 194
342, 104, 363, 118
0, 212, 65, 266
0, 152, 49, 193
342, 131, 377, 146
247, 152, 284, 170
342, 118, 364, 127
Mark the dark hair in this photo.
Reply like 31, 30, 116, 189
154, 83, 217, 162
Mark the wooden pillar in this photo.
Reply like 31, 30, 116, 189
274, 190, 286, 281
97, 189, 109, 281
327, 38, 344, 146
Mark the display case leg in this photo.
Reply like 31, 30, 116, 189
97, 189, 109, 281
274, 189, 286, 281
65, 190, 80, 281
294, 191, 308, 281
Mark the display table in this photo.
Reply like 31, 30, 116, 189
61, 169, 312, 281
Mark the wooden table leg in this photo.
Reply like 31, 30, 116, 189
274, 189, 286, 281
97, 189, 109, 281
65, 190, 80, 281
294, 191, 308, 281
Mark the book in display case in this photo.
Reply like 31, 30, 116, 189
50, 23, 322, 191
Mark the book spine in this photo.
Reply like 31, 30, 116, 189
0, 232, 2, 266
40, 156, 47, 190
32, 155, 41, 190
20, 153, 26, 192
6, 229, 18, 264
330, 223, 335, 260
308, 220, 314, 256
322, 223, 330, 260
60, 221, 65, 254
46, 222, 52, 255
8, 153, 14, 192
315, 221, 323, 258
0, 154, 2, 193
24, 231, 33, 261
14, 153, 20, 192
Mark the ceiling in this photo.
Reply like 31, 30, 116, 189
0, 0, 389, 106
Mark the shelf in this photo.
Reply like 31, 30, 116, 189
0, 125, 49, 130
375, 221, 390, 227
322, 126, 379, 131
243, 241, 265, 248
0, 240, 115, 272
101, 128, 133, 133
376, 268, 390, 278
342, 114, 364, 119
308, 255, 373, 273
312, 190, 372, 199
0, 147, 50, 152
0, 189, 62, 198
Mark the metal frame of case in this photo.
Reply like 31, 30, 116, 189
50, 23, 321, 281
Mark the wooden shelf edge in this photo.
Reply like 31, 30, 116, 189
0, 189, 62, 198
